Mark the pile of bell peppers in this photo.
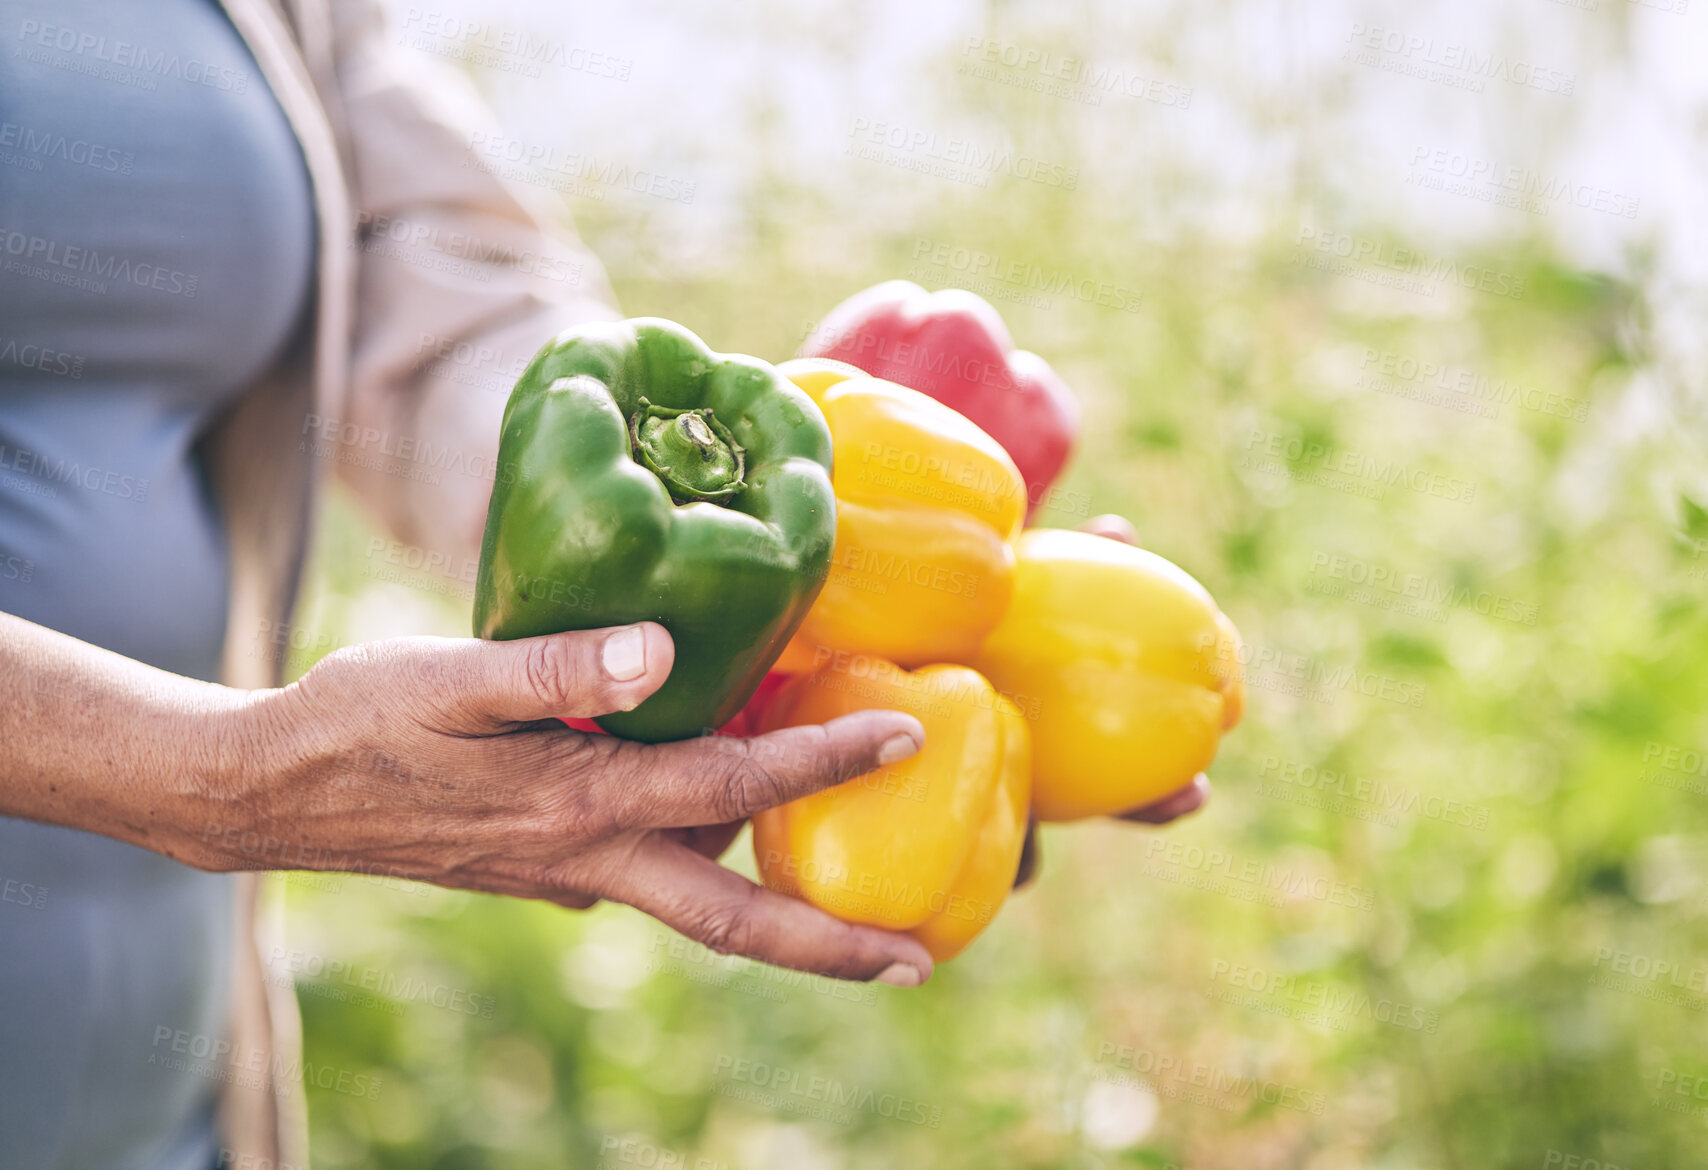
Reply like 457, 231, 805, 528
476, 288, 1244, 962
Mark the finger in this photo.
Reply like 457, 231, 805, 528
1116, 774, 1210, 823
1078, 514, 1138, 545
665, 820, 747, 862
616, 709, 926, 830
609, 837, 934, 984
436, 623, 675, 730
1012, 818, 1040, 889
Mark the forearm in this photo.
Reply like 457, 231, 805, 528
1, 610, 938, 979
0, 611, 257, 864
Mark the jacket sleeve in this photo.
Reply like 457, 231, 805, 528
323, 0, 620, 565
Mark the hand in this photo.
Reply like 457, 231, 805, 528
1011, 514, 1212, 889
195, 623, 934, 986
1012, 775, 1209, 887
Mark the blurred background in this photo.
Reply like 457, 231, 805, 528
278, 0, 1708, 1166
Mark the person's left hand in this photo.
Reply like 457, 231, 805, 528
1012, 513, 1212, 889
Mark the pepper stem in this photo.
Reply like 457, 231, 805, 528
629, 397, 747, 504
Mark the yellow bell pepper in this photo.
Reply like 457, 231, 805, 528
752, 655, 1031, 961
972, 528, 1245, 821
771, 359, 1026, 672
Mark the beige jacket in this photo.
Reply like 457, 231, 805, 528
209, 0, 617, 1162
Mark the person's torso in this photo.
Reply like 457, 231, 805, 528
0, 0, 316, 1165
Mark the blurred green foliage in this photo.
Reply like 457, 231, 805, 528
280, 4, 1708, 1167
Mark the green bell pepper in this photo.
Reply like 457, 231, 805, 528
474, 318, 836, 742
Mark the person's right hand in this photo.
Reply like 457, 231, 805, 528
190, 623, 934, 987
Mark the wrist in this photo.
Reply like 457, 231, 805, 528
174, 683, 306, 871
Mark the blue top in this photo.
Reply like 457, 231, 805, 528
0, 0, 316, 1166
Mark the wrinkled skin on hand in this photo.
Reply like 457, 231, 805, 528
207, 621, 935, 986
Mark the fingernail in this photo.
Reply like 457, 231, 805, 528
602, 626, 647, 682
874, 962, 923, 988
876, 733, 919, 766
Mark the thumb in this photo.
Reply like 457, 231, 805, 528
449, 622, 675, 728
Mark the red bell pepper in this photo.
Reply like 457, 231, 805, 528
799, 280, 1079, 516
